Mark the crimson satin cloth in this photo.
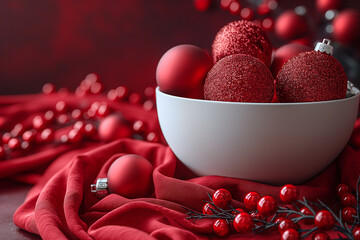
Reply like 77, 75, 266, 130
1, 94, 359, 239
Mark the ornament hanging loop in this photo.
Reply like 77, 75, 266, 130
314, 38, 334, 55
91, 178, 109, 198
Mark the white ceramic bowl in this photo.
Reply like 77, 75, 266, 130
156, 87, 360, 185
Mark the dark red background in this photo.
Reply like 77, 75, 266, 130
1, 0, 359, 95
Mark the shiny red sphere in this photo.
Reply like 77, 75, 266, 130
40, 128, 54, 143
281, 229, 300, 240
212, 188, 232, 209
229, 1, 241, 15
233, 212, 254, 233
84, 123, 96, 137
278, 219, 298, 235
32, 115, 46, 130
271, 43, 311, 77
42, 83, 56, 94
300, 207, 314, 225
71, 109, 82, 120
315, 210, 335, 230
133, 120, 146, 134
244, 191, 261, 211
279, 184, 299, 204
146, 132, 160, 143
341, 193, 356, 207
275, 10, 308, 40
312, 232, 330, 240
316, 0, 343, 13
98, 114, 131, 142
333, 9, 360, 46
55, 101, 67, 113
336, 183, 351, 197
8, 138, 21, 150
257, 196, 277, 217
156, 44, 213, 98
22, 130, 36, 143
213, 219, 230, 237
353, 226, 360, 240
68, 129, 83, 143
193, 0, 211, 12
342, 207, 356, 224
202, 203, 214, 215
107, 154, 153, 198
128, 93, 142, 105
97, 104, 111, 117
2, 132, 12, 144
44, 110, 55, 123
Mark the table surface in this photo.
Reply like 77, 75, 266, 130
0, 180, 41, 239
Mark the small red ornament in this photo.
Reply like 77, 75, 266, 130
32, 115, 46, 130
128, 93, 142, 105
212, 20, 272, 66
84, 123, 96, 137
213, 219, 230, 237
333, 9, 360, 46
193, 0, 211, 12
2, 132, 12, 144
40, 128, 54, 143
314, 210, 335, 230
257, 196, 277, 217
220, 0, 233, 10
156, 44, 212, 98
244, 191, 261, 211
275, 10, 308, 40
336, 183, 351, 197
71, 109, 82, 120
55, 101, 67, 113
271, 43, 311, 77
204, 54, 274, 102
96, 103, 111, 117
146, 132, 160, 143
44, 110, 55, 123
202, 203, 214, 215
229, 1, 241, 15
276, 39, 347, 102
341, 193, 356, 207
212, 188, 232, 209
300, 207, 314, 225
68, 129, 83, 144
279, 184, 299, 204
8, 138, 21, 150
316, 0, 343, 13
240, 8, 254, 21
261, 17, 274, 31
42, 83, 55, 94
233, 212, 254, 233
132, 120, 146, 134
278, 219, 298, 235
57, 114, 70, 124
74, 121, 85, 133
353, 226, 360, 240
281, 229, 300, 240
21, 141, 31, 151
10, 123, 24, 137
107, 154, 153, 198
98, 114, 132, 142
22, 130, 36, 143
342, 207, 356, 224
312, 232, 330, 240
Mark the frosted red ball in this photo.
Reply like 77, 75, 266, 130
212, 20, 272, 66
98, 114, 132, 142
276, 51, 347, 103
333, 9, 360, 46
156, 44, 213, 98
107, 154, 153, 198
275, 10, 308, 40
271, 43, 311, 77
204, 54, 274, 102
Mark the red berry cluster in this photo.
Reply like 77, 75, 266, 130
185, 179, 360, 239
0, 74, 159, 160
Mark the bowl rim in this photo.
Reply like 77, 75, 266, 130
156, 86, 360, 106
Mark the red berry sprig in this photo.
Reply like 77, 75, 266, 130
184, 176, 360, 239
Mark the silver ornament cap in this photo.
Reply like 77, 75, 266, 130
90, 178, 109, 198
314, 38, 333, 55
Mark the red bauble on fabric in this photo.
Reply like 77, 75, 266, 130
156, 44, 213, 98
316, 0, 343, 13
98, 114, 132, 142
107, 154, 153, 198
276, 51, 347, 102
271, 43, 311, 77
275, 10, 308, 40
204, 54, 274, 102
212, 20, 272, 66
333, 9, 360, 46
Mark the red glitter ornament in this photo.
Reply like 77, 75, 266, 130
276, 40, 347, 102
333, 9, 360, 46
107, 154, 153, 198
98, 114, 132, 142
275, 10, 308, 40
156, 44, 213, 98
271, 43, 311, 77
212, 20, 272, 66
204, 54, 274, 102
316, 0, 344, 13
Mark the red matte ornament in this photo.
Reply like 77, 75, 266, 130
107, 154, 153, 198
271, 43, 311, 77
98, 114, 131, 142
333, 9, 360, 46
204, 54, 274, 102
275, 10, 308, 40
316, 0, 343, 13
212, 20, 272, 66
156, 44, 212, 98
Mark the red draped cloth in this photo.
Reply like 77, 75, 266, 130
1, 93, 359, 239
